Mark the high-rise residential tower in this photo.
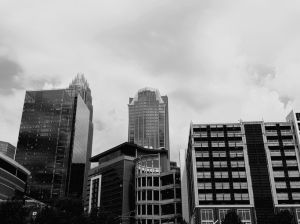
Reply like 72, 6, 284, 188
183, 115, 300, 224
15, 74, 93, 201
128, 88, 169, 157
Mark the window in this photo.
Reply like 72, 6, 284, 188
154, 190, 159, 200
275, 182, 287, 189
293, 193, 300, 200
286, 160, 298, 167
237, 209, 251, 224
215, 182, 230, 189
219, 209, 230, 223
272, 160, 283, 167
290, 182, 300, 189
289, 171, 300, 178
197, 161, 210, 168
201, 209, 214, 224
213, 161, 227, 168
234, 193, 249, 201
198, 172, 211, 178
199, 194, 213, 201
216, 193, 231, 201
273, 171, 285, 178
214, 172, 228, 178
196, 152, 209, 157
232, 172, 246, 178
231, 161, 245, 168
277, 193, 289, 200
198, 182, 212, 189
213, 152, 226, 158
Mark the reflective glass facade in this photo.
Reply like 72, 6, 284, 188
15, 76, 93, 201
128, 88, 169, 156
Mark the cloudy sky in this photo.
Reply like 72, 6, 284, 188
0, 0, 300, 162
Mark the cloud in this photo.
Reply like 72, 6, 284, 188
0, 57, 23, 94
0, 0, 300, 162
94, 119, 106, 132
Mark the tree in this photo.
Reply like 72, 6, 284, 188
270, 210, 293, 224
222, 210, 242, 224
0, 200, 30, 224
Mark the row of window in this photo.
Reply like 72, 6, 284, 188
275, 181, 300, 189
136, 203, 181, 216
270, 150, 296, 156
136, 188, 181, 201
197, 171, 247, 179
194, 142, 244, 147
272, 160, 298, 167
199, 193, 249, 201
197, 161, 245, 169
196, 151, 244, 158
277, 193, 300, 200
198, 182, 248, 190
200, 209, 251, 224
273, 170, 300, 178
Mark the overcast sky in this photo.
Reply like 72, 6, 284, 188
0, 0, 300, 162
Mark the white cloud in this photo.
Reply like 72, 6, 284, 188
0, 0, 300, 162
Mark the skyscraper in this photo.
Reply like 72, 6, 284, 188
15, 74, 93, 201
128, 87, 169, 157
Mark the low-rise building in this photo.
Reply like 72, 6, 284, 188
0, 152, 30, 200
85, 142, 182, 224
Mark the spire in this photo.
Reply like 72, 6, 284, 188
69, 73, 90, 90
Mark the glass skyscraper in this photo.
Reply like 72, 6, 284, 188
128, 87, 169, 157
15, 74, 93, 201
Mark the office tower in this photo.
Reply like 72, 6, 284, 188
15, 75, 93, 201
184, 118, 300, 224
0, 141, 16, 159
128, 87, 169, 157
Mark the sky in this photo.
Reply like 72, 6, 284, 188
0, 0, 300, 162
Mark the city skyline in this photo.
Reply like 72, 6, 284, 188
1, 1, 300, 162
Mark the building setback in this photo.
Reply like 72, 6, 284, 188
128, 88, 169, 157
183, 112, 300, 224
15, 75, 93, 201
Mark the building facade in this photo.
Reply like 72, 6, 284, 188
128, 88, 169, 157
85, 142, 179, 224
15, 75, 93, 201
0, 152, 30, 200
184, 117, 300, 224
135, 154, 182, 224
0, 141, 16, 159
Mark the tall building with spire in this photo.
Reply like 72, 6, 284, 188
128, 87, 169, 157
15, 74, 93, 201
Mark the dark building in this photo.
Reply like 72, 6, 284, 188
0, 141, 16, 159
0, 152, 30, 200
85, 142, 174, 224
15, 75, 93, 201
183, 116, 300, 224
128, 88, 170, 157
